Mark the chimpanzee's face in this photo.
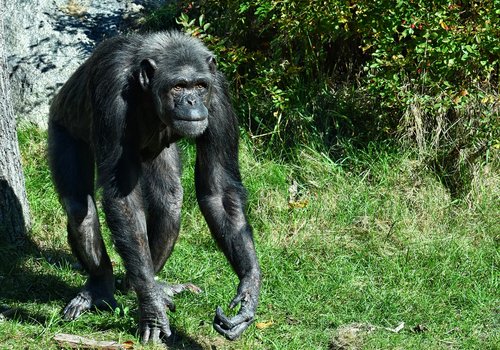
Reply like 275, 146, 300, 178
139, 56, 216, 138
161, 65, 211, 138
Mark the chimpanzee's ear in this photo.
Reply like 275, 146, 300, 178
139, 58, 157, 91
207, 56, 216, 74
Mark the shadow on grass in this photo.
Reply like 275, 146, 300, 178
0, 304, 51, 327
0, 235, 204, 349
0, 238, 76, 304
0, 167, 74, 306
165, 328, 205, 350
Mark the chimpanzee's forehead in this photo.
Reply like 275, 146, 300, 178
176, 64, 208, 78
157, 49, 212, 74
171, 53, 208, 70
174, 68, 211, 85
154, 62, 212, 88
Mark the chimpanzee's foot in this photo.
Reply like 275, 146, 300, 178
156, 281, 202, 313
63, 277, 116, 320
119, 273, 201, 297
161, 282, 202, 297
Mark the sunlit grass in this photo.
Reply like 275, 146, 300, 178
0, 127, 497, 349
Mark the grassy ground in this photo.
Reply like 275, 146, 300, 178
0, 127, 498, 349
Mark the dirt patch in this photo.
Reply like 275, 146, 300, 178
329, 323, 376, 350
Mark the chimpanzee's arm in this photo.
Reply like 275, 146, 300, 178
195, 79, 261, 340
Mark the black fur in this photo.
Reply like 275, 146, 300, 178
48, 31, 261, 343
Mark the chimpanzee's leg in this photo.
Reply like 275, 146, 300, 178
48, 121, 116, 320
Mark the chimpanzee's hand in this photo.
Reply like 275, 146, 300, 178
213, 277, 259, 340
138, 281, 202, 343
138, 283, 176, 344
139, 300, 171, 343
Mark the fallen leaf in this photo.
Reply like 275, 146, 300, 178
386, 321, 405, 333
256, 321, 274, 329
288, 199, 309, 209
122, 340, 134, 349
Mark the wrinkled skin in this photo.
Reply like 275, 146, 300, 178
48, 31, 261, 343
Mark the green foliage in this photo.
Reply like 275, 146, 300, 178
173, 0, 365, 149
352, 0, 499, 194
146, 0, 499, 192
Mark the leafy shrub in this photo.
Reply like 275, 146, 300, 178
352, 0, 499, 194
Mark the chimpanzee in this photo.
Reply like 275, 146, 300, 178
47, 31, 261, 343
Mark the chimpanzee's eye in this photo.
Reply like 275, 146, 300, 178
172, 85, 183, 92
196, 83, 207, 90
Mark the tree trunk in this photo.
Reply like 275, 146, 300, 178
0, 2, 31, 243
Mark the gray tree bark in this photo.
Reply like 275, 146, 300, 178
0, 1, 31, 243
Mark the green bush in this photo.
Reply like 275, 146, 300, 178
145, 0, 499, 192
353, 0, 499, 194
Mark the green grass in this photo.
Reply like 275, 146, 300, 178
0, 127, 498, 349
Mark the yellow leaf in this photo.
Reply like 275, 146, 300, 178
440, 20, 449, 30
361, 44, 372, 52
122, 340, 134, 349
256, 321, 274, 329
288, 199, 309, 209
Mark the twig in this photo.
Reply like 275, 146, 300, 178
53, 333, 130, 349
